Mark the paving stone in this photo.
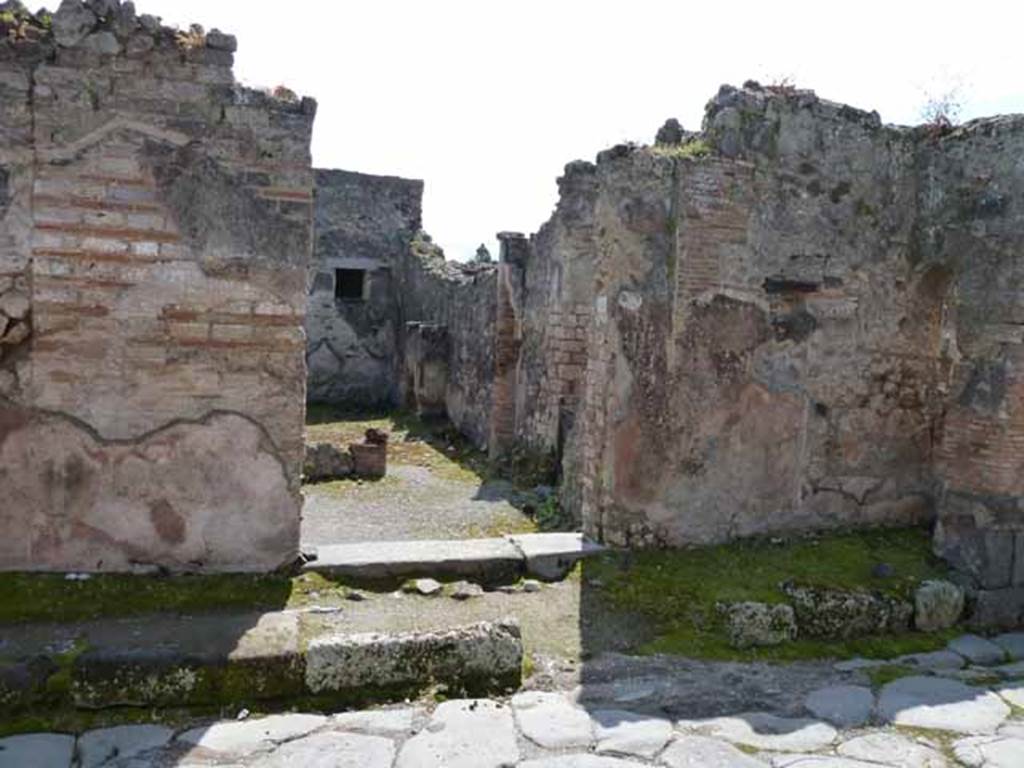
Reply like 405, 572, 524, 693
833, 657, 886, 672
933, 667, 1007, 684
953, 734, 1024, 768
996, 684, 1024, 708
770, 757, 884, 767
803, 685, 874, 727
394, 699, 518, 768
660, 735, 768, 766
591, 709, 673, 758
518, 756, 648, 768
78, 725, 174, 768
992, 661, 1024, 679
250, 731, 394, 768
512, 691, 593, 749
898, 650, 967, 670
877, 676, 1010, 734
992, 633, 1024, 661
178, 713, 328, 754
0, 734, 75, 768
676, 713, 837, 752
948, 635, 1008, 666
332, 707, 421, 736
837, 732, 949, 767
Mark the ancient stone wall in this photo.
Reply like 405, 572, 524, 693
395, 235, 499, 450
504, 85, 1024, 577
307, 169, 422, 406
0, 1, 315, 572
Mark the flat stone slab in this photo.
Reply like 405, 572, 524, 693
953, 734, 1024, 768
519, 756, 649, 768
395, 699, 519, 768
993, 632, 1024, 661
837, 732, 949, 768
877, 676, 1010, 734
996, 684, 1024, 708
512, 691, 594, 750
948, 635, 1007, 666
250, 731, 395, 768
676, 713, 836, 752
993, 661, 1024, 679
591, 709, 673, 758
0, 734, 75, 768
332, 706, 422, 736
178, 713, 328, 754
898, 650, 967, 670
771, 756, 881, 767
506, 532, 604, 579
305, 538, 524, 583
804, 685, 874, 727
78, 725, 174, 768
661, 735, 768, 767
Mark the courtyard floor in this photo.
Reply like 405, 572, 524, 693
301, 410, 538, 546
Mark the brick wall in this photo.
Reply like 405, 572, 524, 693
0, 3, 315, 573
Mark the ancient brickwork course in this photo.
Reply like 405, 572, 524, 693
0, 1, 315, 572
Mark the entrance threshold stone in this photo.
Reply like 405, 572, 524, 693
303, 533, 604, 584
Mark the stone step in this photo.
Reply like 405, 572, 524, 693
303, 532, 604, 584
0, 608, 522, 719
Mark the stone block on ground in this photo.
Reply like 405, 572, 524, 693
953, 733, 1024, 768
250, 731, 395, 768
782, 584, 913, 639
304, 442, 354, 482
591, 709, 673, 758
803, 685, 874, 727
519, 757, 649, 768
305, 619, 521, 698
178, 713, 328, 755
0, 733, 75, 768
332, 707, 422, 737
877, 676, 1010, 734
676, 712, 837, 752
660, 735, 768, 767
837, 732, 949, 768
897, 650, 967, 670
914, 580, 965, 632
512, 691, 594, 750
78, 725, 174, 768
395, 699, 519, 768
992, 632, 1024, 661
721, 601, 797, 648
948, 634, 1007, 666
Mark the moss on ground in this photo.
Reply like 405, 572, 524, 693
0, 571, 362, 626
584, 526, 957, 661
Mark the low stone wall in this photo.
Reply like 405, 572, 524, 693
0, 1, 315, 572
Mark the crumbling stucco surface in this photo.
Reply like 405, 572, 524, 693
307, 169, 423, 407
0, 2, 315, 572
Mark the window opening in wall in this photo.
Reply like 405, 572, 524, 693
335, 268, 367, 301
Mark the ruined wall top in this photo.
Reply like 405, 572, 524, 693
0, 0, 316, 117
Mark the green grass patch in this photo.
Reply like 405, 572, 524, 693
651, 138, 713, 159
584, 526, 955, 661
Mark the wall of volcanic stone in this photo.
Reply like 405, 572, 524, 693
0, 1, 315, 573
307, 169, 422, 407
544, 85, 1024, 553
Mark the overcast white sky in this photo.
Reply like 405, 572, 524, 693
139, 1, 1024, 261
